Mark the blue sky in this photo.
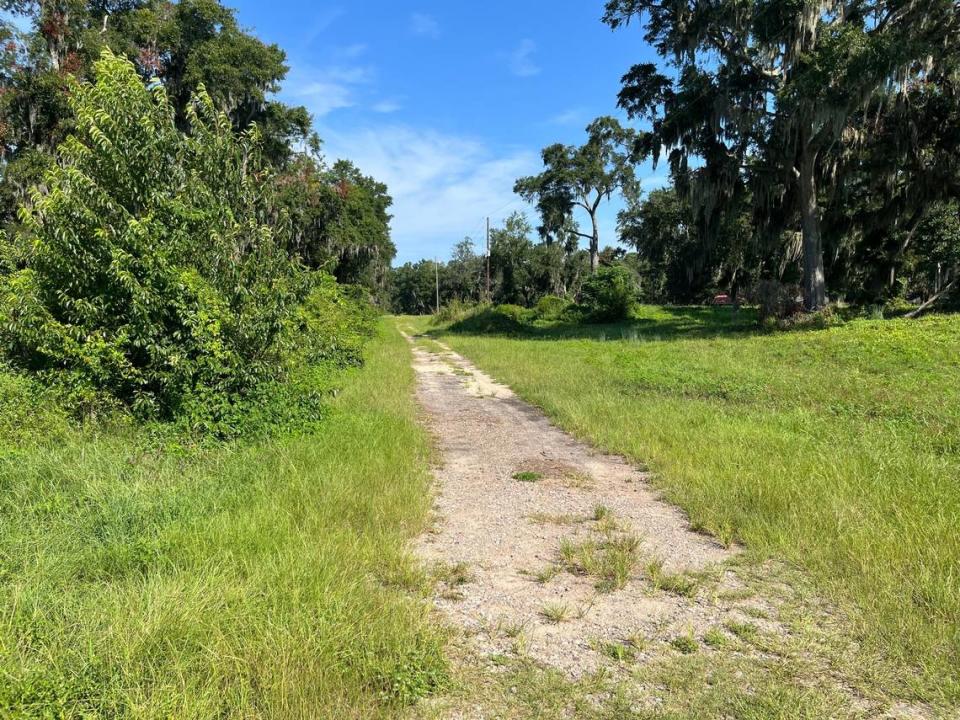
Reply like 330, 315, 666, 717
3, 1, 668, 264
234, 2, 664, 263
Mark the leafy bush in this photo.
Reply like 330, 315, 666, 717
495, 304, 534, 323
0, 367, 72, 454
173, 275, 377, 438
432, 298, 480, 325
446, 304, 530, 334
534, 295, 573, 321
881, 297, 918, 318
0, 51, 310, 420
579, 265, 638, 322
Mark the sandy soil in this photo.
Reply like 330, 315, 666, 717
405, 332, 784, 676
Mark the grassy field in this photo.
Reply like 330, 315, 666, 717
416, 306, 960, 707
0, 321, 445, 718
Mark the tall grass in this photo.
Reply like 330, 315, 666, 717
421, 308, 960, 706
0, 321, 445, 717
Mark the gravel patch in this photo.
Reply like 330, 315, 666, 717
406, 334, 770, 675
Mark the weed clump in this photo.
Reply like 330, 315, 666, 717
559, 532, 640, 593
670, 633, 699, 654
540, 603, 570, 623
645, 559, 699, 598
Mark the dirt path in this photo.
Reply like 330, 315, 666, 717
404, 330, 782, 676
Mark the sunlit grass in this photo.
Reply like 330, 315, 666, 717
0, 321, 446, 717
416, 308, 960, 706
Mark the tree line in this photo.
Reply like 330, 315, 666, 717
1, 0, 395, 298
0, 1, 393, 427
394, 0, 960, 317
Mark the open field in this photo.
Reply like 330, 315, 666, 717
413, 307, 960, 707
0, 321, 445, 718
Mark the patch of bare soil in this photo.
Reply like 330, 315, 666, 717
406, 333, 765, 674
403, 330, 935, 719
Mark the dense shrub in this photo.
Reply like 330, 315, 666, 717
495, 304, 534, 323
432, 298, 480, 325
446, 304, 530, 334
0, 368, 72, 453
579, 265, 638, 322
534, 295, 573, 321
173, 275, 378, 438
0, 51, 311, 420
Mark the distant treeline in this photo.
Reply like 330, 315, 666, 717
0, 1, 393, 427
395, 0, 960, 317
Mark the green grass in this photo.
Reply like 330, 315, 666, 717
416, 307, 960, 707
558, 532, 641, 593
670, 634, 700, 655
645, 559, 699, 598
540, 602, 571, 624
0, 321, 446, 718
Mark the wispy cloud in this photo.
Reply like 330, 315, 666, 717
507, 39, 540, 77
296, 81, 354, 116
410, 12, 440, 38
319, 124, 539, 262
372, 100, 402, 114
302, 7, 345, 47
337, 43, 368, 59
548, 108, 584, 126
290, 64, 375, 117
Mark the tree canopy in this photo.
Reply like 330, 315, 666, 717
515, 116, 638, 273
0, 0, 394, 295
0, 50, 306, 417
604, 0, 960, 310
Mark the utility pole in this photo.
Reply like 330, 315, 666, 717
435, 257, 440, 314
485, 216, 491, 301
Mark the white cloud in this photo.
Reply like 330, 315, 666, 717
548, 108, 584, 126
318, 124, 539, 261
507, 39, 540, 77
296, 81, 354, 117
302, 7, 345, 46
289, 64, 375, 118
337, 43, 368, 59
372, 99, 402, 113
410, 13, 440, 38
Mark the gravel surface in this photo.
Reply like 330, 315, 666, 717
405, 333, 771, 676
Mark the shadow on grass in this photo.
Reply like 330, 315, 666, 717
433, 305, 765, 343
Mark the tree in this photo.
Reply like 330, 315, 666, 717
489, 212, 537, 305
446, 238, 485, 303
390, 260, 440, 315
0, 0, 315, 221
515, 116, 639, 273
0, 50, 305, 417
1, 1, 396, 296
275, 156, 394, 298
619, 183, 757, 303
605, 0, 960, 310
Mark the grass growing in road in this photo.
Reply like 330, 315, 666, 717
416, 307, 960, 706
0, 321, 445, 718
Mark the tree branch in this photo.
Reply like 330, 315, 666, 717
907, 279, 956, 318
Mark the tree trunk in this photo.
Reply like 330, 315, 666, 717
589, 212, 600, 273
798, 149, 827, 311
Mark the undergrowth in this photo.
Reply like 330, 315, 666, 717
0, 321, 447, 717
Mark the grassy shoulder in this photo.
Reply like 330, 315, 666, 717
413, 306, 960, 708
0, 319, 445, 718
